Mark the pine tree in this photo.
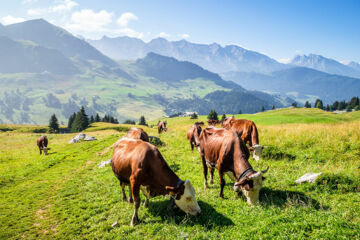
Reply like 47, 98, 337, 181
207, 110, 218, 120
332, 101, 339, 110
138, 115, 147, 126
346, 105, 352, 112
326, 104, 330, 111
95, 113, 101, 122
314, 99, 324, 109
272, 105, 275, 110
190, 112, 198, 119
238, 110, 242, 114
48, 114, 59, 133
90, 115, 94, 123
123, 119, 136, 124
221, 114, 227, 122
261, 106, 265, 112
304, 101, 311, 108
109, 116, 115, 123
292, 102, 298, 108
67, 112, 76, 129
71, 106, 89, 132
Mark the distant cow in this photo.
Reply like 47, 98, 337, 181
186, 124, 202, 151
158, 121, 167, 134
36, 136, 50, 155
207, 119, 220, 126
126, 127, 149, 142
199, 127, 268, 205
111, 138, 201, 226
222, 117, 266, 160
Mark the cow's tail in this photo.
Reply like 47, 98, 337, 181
251, 122, 259, 146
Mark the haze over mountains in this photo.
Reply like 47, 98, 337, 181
0, 19, 359, 124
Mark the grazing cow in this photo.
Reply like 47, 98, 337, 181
199, 127, 268, 205
158, 121, 167, 134
36, 136, 50, 155
222, 117, 266, 161
126, 127, 149, 142
186, 124, 202, 151
111, 138, 201, 226
207, 119, 220, 126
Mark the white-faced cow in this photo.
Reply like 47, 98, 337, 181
126, 127, 149, 142
186, 124, 202, 151
36, 136, 50, 155
199, 127, 269, 205
111, 138, 201, 226
222, 117, 266, 161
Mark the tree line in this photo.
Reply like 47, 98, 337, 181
299, 96, 360, 112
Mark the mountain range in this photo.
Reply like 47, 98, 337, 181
0, 19, 291, 124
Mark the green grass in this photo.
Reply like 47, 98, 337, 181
0, 108, 359, 239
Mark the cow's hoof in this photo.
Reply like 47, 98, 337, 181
130, 217, 139, 226
204, 183, 208, 190
219, 194, 224, 198
143, 199, 149, 208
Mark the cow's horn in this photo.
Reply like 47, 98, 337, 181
261, 166, 269, 174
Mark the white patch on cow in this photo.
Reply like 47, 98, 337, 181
120, 137, 136, 142
225, 171, 237, 181
253, 144, 263, 161
140, 185, 151, 199
175, 180, 201, 215
240, 172, 263, 205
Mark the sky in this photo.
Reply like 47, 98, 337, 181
1, 0, 359, 63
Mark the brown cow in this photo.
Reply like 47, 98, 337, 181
186, 124, 202, 151
207, 119, 220, 126
126, 127, 149, 142
158, 121, 167, 134
199, 127, 268, 205
36, 136, 50, 155
222, 117, 266, 161
111, 138, 201, 226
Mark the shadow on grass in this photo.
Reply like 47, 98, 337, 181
262, 146, 296, 161
146, 199, 234, 228
47, 152, 57, 155
259, 187, 328, 210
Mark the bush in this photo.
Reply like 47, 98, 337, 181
207, 110, 218, 120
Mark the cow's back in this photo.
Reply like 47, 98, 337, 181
37, 136, 48, 147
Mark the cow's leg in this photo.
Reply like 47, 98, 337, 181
120, 182, 127, 201
209, 167, 215, 184
190, 142, 194, 151
130, 177, 140, 226
143, 197, 149, 207
128, 186, 133, 203
39, 147, 42, 155
201, 154, 208, 190
218, 163, 226, 198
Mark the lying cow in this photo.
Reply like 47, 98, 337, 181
111, 138, 201, 226
207, 119, 220, 126
186, 124, 202, 151
222, 117, 266, 160
158, 121, 167, 134
126, 127, 149, 142
36, 136, 50, 155
199, 127, 268, 205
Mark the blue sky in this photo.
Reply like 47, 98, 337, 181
1, 0, 359, 63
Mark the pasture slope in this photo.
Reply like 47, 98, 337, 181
0, 108, 359, 239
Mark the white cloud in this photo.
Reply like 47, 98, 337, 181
179, 33, 190, 39
22, 0, 38, 3
66, 9, 114, 32
277, 58, 291, 64
114, 28, 144, 39
157, 32, 170, 38
117, 12, 138, 27
51, 0, 78, 12
1, 15, 25, 25
28, 0, 78, 15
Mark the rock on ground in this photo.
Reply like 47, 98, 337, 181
295, 172, 322, 184
69, 133, 97, 144
98, 159, 112, 168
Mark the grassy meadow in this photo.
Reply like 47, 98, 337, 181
0, 108, 359, 239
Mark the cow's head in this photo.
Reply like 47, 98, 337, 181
194, 125, 202, 151
42, 147, 50, 155
222, 117, 234, 128
233, 167, 269, 205
166, 180, 201, 216
249, 144, 267, 161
